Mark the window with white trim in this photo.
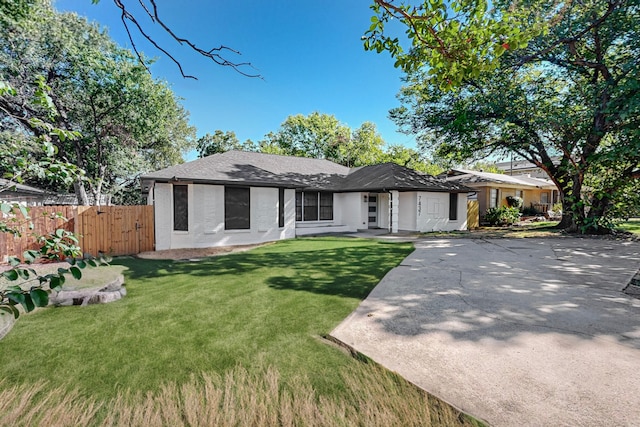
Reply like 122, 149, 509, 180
295, 191, 333, 221
489, 188, 499, 208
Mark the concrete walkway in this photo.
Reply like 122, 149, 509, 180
331, 238, 640, 426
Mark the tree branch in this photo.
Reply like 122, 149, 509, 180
112, 0, 262, 79
517, 0, 622, 67
373, 0, 450, 56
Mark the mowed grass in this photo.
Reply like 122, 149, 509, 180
618, 218, 640, 235
0, 237, 481, 426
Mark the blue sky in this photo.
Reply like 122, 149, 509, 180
54, 0, 416, 160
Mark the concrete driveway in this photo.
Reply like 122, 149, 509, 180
331, 238, 640, 426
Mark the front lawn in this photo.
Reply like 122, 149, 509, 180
618, 218, 640, 235
0, 237, 480, 426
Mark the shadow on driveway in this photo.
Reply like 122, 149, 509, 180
331, 238, 640, 426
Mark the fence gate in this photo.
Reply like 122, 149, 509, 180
1, 205, 154, 262
76, 206, 154, 256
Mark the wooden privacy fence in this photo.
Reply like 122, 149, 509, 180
467, 200, 480, 229
1, 205, 154, 262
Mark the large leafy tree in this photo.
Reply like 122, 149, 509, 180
367, 0, 640, 232
266, 112, 352, 163
0, 0, 195, 205
196, 130, 257, 158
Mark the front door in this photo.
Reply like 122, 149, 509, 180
368, 194, 378, 228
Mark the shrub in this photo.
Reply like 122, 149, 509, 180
484, 206, 521, 226
506, 196, 523, 209
522, 204, 541, 216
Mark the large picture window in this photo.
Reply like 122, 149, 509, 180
295, 191, 333, 222
303, 192, 318, 221
225, 187, 250, 230
173, 185, 188, 231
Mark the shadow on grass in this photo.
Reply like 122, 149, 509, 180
115, 238, 414, 300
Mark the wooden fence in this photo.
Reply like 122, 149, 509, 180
1, 205, 154, 262
467, 200, 480, 229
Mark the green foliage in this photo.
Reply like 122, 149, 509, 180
380, 144, 445, 175
380, 0, 640, 233
263, 112, 351, 163
0, 238, 413, 401
469, 161, 502, 174
257, 113, 444, 173
197, 130, 256, 158
484, 206, 520, 226
506, 196, 523, 209
0, 0, 195, 204
0, 201, 109, 319
0, 79, 104, 320
364, 0, 547, 90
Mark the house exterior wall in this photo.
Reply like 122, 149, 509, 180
296, 192, 360, 236
378, 193, 390, 230
154, 183, 295, 250
398, 192, 417, 231
333, 192, 365, 231
415, 192, 469, 232
470, 185, 557, 219
153, 183, 469, 250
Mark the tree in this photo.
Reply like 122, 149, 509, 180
380, 144, 444, 175
469, 161, 502, 174
363, 0, 547, 90
1, 0, 195, 205
367, 0, 640, 232
340, 122, 385, 167
267, 112, 352, 163
197, 130, 256, 158
0, 83, 105, 321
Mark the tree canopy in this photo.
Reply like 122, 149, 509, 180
368, 0, 640, 232
0, 0, 195, 205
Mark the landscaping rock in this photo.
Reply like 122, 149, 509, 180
50, 274, 126, 307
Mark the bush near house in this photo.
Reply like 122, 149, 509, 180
505, 196, 523, 209
484, 206, 521, 226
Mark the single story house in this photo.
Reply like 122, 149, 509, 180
141, 151, 472, 250
442, 169, 559, 217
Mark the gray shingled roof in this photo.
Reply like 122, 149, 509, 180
445, 168, 556, 189
342, 163, 471, 192
142, 151, 472, 193
0, 178, 47, 195
142, 151, 349, 188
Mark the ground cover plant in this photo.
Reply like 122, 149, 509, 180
0, 237, 481, 426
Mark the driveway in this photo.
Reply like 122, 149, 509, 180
331, 238, 640, 426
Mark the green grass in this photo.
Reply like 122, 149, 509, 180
0, 237, 482, 426
617, 218, 640, 235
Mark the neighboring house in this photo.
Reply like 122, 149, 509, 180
0, 178, 48, 206
495, 157, 560, 178
0, 179, 108, 206
443, 169, 558, 218
141, 151, 472, 250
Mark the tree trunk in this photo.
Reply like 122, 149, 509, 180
553, 171, 585, 233
74, 179, 90, 206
